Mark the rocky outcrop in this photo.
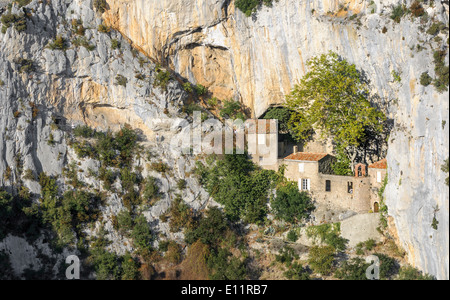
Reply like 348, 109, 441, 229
102, 0, 449, 279
0, 0, 209, 278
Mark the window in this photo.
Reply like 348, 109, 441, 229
299, 178, 310, 191
347, 182, 353, 194
302, 179, 310, 191
377, 171, 382, 183
298, 163, 305, 173
325, 180, 331, 192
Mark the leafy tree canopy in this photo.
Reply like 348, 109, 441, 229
286, 51, 386, 169
271, 181, 315, 223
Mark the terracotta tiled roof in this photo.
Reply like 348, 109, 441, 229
284, 152, 329, 162
368, 158, 387, 169
247, 120, 278, 134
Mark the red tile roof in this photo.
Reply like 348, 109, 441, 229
368, 158, 387, 169
284, 152, 329, 162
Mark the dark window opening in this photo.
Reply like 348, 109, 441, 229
325, 180, 331, 192
348, 182, 353, 194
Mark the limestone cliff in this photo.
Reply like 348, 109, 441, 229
0, 0, 448, 280
0, 0, 209, 278
102, 0, 449, 279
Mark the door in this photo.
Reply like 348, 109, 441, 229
374, 202, 380, 213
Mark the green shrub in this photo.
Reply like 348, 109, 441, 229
308, 245, 336, 276
364, 238, 376, 251
98, 167, 116, 190
115, 74, 128, 87
207, 97, 219, 107
272, 181, 315, 223
23, 169, 36, 181
93, 0, 108, 13
397, 266, 435, 280
426, 22, 445, 36
194, 84, 208, 96
73, 125, 96, 138
154, 65, 171, 90
390, 4, 406, 23
207, 248, 247, 280
121, 252, 140, 280
275, 246, 298, 267
432, 50, 449, 93
169, 195, 195, 233
72, 140, 96, 159
283, 262, 310, 280
14, 58, 34, 73
97, 23, 110, 33
392, 70, 402, 83
141, 176, 160, 205
150, 162, 169, 173
131, 215, 153, 255
1, 13, 27, 33
0, 251, 15, 280
15, 0, 32, 7
263, 106, 293, 134
196, 154, 279, 223
72, 36, 96, 51
90, 250, 122, 280
111, 39, 120, 50
373, 253, 399, 279
183, 82, 193, 93
442, 158, 449, 186
177, 179, 187, 190
47, 133, 56, 146
120, 167, 140, 194
355, 242, 365, 255
47, 35, 68, 50
335, 257, 370, 280
219, 99, 246, 120
183, 102, 204, 117
184, 207, 227, 246
116, 210, 133, 235
71, 19, 86, 36
420, 72, 433, 86
286, 230, 298, 242
306, 223, 348, 252
39, 183, 101, 247
235, 0, 274, 17
165, 241, 182, 264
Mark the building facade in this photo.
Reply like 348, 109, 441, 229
248, 120, 387, 215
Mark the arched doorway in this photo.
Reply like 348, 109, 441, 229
374, 202, 380, 213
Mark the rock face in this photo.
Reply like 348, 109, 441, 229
0, 0, 210, 278
1, 0, 448, 280
102, 0, 449, 279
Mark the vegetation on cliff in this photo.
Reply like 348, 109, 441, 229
286, 51, 387, 174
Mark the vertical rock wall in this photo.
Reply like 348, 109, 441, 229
103, 0, 449, 279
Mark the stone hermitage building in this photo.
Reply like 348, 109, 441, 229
247, 120, 387, 214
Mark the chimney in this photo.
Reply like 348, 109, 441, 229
293, 146, 298, 154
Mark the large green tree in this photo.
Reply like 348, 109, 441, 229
271, 181, 315, 223
286, 51, 386, 171
196, 154, 281, 224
